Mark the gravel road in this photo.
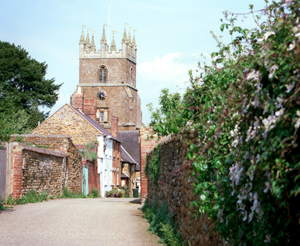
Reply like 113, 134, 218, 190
0, 198, 160, 246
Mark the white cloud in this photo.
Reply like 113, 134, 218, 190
138, 52, 192, 85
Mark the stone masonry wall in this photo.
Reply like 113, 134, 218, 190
32, 105, 100, 146
146, 136, 225, 246
9, 135, 82, 198
21, 150, 65, 197
140, 127, 159, 199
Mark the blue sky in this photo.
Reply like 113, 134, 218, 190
1, 0, 266, 124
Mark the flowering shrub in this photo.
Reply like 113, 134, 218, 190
149, 1, 300, 245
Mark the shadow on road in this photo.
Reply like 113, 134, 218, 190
129, 198, 141, 204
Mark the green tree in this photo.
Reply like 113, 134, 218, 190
0, 41, 61, 141
147, 89, 188, 136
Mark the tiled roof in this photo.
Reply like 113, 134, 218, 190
22, 145, 68, 157
69, 105, 120, 142
118, 130, 140, 171
121, 145, 137, 164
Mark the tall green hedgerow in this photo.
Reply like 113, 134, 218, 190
145, 146, 161, 184
149, 1, 300, 245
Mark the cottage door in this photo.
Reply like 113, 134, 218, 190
82, 166, 89, 196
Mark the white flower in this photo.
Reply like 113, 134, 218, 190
246, 70, 260, 81
263, 109, 284, 132
268, 65, 278, 79
263, 31, 275, 41
200, 194, 206, 201
275, 109, 284, 117
229, 163, 244, 186
286, 83, 294, 93
295, 110, 300, 129
288, 41, 296, 51
232, 139, 239, 148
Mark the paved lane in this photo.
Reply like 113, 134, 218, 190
0, 198, 160, 246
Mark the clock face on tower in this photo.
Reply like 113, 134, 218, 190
98, 91, 106, 100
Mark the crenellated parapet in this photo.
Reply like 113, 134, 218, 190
79, 25, 137, 63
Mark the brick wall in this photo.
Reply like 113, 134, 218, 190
146, 136, 225, 246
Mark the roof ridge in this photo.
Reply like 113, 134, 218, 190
121, 145, 137, 164
68, 104, 111, 136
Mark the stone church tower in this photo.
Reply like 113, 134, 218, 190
71, 25, 142, 131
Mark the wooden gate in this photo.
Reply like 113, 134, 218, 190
0, 146, 7, 200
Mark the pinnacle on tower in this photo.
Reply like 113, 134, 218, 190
128, 29, 132, 44
101, 25, 107, 42
91, 33, 96, 51
86, 31, 90, 44
122, 27, 127, 44
101, 25, 108, 51
110, 31, 117, 52
80, 27, 85, 44
132, 30, 136, 47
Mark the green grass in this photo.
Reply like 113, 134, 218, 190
61, 188, 100, 199
0, 200, 5, 210
142, 201, 183, 246
5, 190, 48, 205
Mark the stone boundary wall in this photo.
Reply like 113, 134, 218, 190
146, 136, 225, 246
140, 127, 159, 199
7, 135, 82, 199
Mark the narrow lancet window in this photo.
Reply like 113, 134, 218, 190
99, 66, 107, 82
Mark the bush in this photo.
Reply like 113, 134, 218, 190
148, 1, 300, 245
0, 200, 5, 210
61, 187, 85, 198
5, 190, 48, 205
89, 188, 100, 198
106, 187, 125, 198
143, 201, 183, 246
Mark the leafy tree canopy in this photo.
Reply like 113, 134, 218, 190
0, 41, 61, 141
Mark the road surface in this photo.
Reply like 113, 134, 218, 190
0, 198, 160, 246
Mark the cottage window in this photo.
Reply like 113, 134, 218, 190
98, 109, 108, 123
99, 111, 105, 122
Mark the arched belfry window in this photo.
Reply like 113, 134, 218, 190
99, 66, 108, 83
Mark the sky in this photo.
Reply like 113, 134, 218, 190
0, 0, 266, 124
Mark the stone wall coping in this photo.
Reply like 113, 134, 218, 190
21, 145, 68, 158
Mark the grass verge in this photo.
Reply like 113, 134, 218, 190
142, 200, 183, 246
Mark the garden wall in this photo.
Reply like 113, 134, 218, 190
7, 135, 82, 198
146, 136, 225, 246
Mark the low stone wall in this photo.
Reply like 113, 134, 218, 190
22, 149, 66, 197
8, 135, 82, 198
146, 136, 225, 246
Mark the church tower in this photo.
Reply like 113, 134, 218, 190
71, 25, 142, 131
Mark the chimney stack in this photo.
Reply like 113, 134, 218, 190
111, 115, 119, 138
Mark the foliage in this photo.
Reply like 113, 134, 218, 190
0, 41, 61, 141
5, 190, 48, 205
145, 146, 161, 184
80, 142, 97, 162
89, 188, 100, 198
105, 187, 126, 198
0, 200, 5, 210
61, 187, 86, 198
147, 89, 188, 136
148, 1, 300, 245
142, 201, 183, 246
